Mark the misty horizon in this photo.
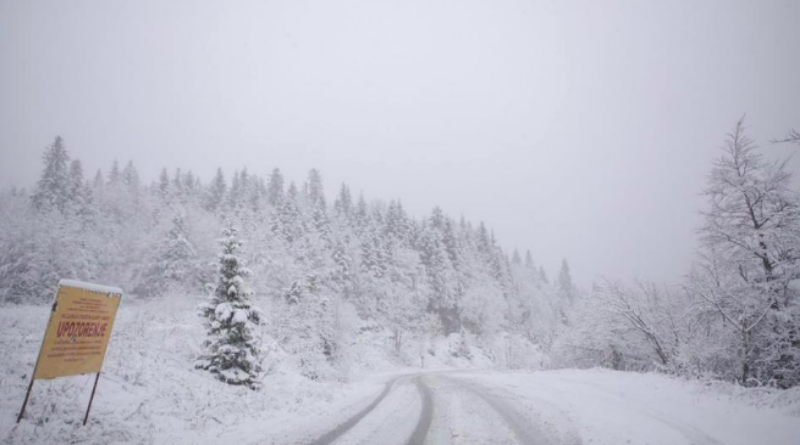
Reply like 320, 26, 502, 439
2, 2, 800, 444
3, 0, 799, 290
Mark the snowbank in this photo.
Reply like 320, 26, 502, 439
0, 295, 383, 444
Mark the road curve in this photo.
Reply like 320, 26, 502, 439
444, 375, 564, 445
304, 372, 570, 445
306, 376, 402, 445
405, 376, 434, 445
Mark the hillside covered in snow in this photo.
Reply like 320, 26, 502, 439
2, 124, 800, 444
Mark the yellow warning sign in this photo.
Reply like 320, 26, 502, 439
33, 280, 122, 380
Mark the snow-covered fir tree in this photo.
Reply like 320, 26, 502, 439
31, 136, 71, 212
205, 168, 227, 213
135, 215, 202, 298
197, 225, 264, 389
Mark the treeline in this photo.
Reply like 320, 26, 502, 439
0, 136, 575, 379
6, 121, 793, 388
554, 119, 800, 388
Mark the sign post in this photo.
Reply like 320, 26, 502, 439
17, 279, 122, 425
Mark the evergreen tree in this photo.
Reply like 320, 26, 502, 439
306, 168, 325, 209
271, 192, 303, 244
419, 217, 459, 333
68, 159, 91, 217
31, 136, 71, 212
333, 182, 352, 217
353, 192, 369, 236
157, 167, 170, 200
476, 222, 491, 253
108, 160, 121, 185
93, 169, 104, 189
182, 170, 199, 202
539, 265, 549, 284
121, 161, 141, 207
172, 168, 185, 201
360, 208, 388, 279
249, 176, 267, 213
67, 159, 84, 202
135, 215, 201, 298
234, 168, 250, 212
267, 168, 284, 206
384, 200, 405, 242
512, 249, 522, 266
205, 168, 227, 212
122, 161, 140, 190
227, 170, 241, 210
558, 259, 575, 303
197, 225, 263, 389
331, 239, 352, 291
287, 181, 298, 200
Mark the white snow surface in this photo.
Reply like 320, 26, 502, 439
448, 369, 800, 445
214, 302, 233, 321
58, 279, 123, 296
232, 308, 249, 325
2, 296, 799, 445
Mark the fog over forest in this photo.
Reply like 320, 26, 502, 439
1, 1, 800, 445
3, 0, 798, 287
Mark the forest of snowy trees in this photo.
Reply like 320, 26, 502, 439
554, 120, 800, 389
1, 119, 798, 389
0, 136, 569, 382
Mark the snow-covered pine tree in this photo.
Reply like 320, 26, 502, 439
31, 136, 71, 212
271, 191, 304, 244
353, 193, 369, 236
512, 249, 522, 266
419, 215, 459, 334
68, 159, 93, 220
538, 265, 549, 284
267, 168, 285, 206
122, 160, 140, 190
558, 259, 576, 304
333, 182, 352, 217
108, 160, 121, 185
306, 168, 326, 209
135, 215, 201, 297
197, 225, 263, 389
157, 167, 170, 201
205, 167, 227, 212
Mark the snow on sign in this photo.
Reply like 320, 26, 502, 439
17, 279, 123, 425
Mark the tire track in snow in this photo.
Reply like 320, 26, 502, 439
445, 375, 570, 445
306, 375, 404, 445
404, 376, 433, 445
422, 373, 522, 445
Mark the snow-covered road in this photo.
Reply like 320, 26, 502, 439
271, 370, 800, 445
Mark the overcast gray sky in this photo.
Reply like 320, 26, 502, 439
1, 0, 798, 287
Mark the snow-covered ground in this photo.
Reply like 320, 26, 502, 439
2, 298, 799, 445
0, 296, 389, 444
448, 370, 800, 445
242, 370, 800, 445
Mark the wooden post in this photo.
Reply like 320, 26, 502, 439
17, 289, 59, 424
83, 373, 101, 426
16, 375, 36, 423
